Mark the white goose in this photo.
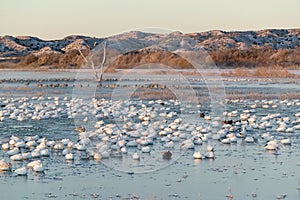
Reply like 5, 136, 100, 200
14, 167, 27, 176
33, 164, 44, 173
10, 153, 23, 161
0, 159, 11, 171
280, 138, 291, 145
65, 153, 74, 160
193, 152, 203, 159
27, 160, 42, 168
132, 152, 140, 160
93, 153, 102, 161
264, 140, 279, 150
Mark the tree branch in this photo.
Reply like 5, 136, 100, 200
77, 42, 106, 83
99, 41, 106, 83
77, 46, 99, 82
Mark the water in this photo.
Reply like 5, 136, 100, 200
0, 70, 299, 199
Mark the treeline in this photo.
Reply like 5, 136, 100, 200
20, 48, 89, 68
111, 49, 192, 69
210, 46, 300, 68
0, 47, 299, 70
1, 48, 193, 70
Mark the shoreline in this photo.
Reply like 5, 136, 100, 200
1, 67, 300, 73
0, 68, 298, 80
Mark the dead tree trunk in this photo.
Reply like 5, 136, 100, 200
78, 41, 106, 83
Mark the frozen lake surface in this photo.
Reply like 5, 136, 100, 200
0, 70, 299, 199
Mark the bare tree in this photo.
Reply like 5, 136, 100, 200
78, 41, 106, 83
99, 41, 106, 83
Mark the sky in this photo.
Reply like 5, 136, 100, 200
0, 0, 299, 40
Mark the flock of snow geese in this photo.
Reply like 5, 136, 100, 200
0, 96, 299, 177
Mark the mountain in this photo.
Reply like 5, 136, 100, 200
0, 29, 299, 69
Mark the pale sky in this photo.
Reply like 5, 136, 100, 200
0, 0, 299, 40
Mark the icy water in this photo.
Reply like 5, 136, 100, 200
0, 70, 300, 200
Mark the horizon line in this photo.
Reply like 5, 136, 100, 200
1, 26, 300, 40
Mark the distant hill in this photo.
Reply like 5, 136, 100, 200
0, 29, 299, 70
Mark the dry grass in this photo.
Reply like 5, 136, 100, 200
210, 46, 300, 68
111, 49, 192, 70
221, 67, 298, 78
0, 62, 23, 69
16, 86, 32, 91
131, 88, 177, 100
226, 90, 300, 100
253, 67, 294, 78
1, 45, 299, 71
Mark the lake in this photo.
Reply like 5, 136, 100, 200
0, 70, 299, 199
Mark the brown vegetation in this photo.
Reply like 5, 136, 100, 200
210, 46, 300, 68
131, 88, 177, 100
21, 49, 88, 69
221, 67, 298, 78
0, 45, 299, 72
110, 49, 192, 70
226, 90, 300, 100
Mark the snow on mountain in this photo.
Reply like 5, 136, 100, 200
0, 36, 28, 55
1, 29, 299, 57
0, 28, 299, 68
61, 39, 89, 52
